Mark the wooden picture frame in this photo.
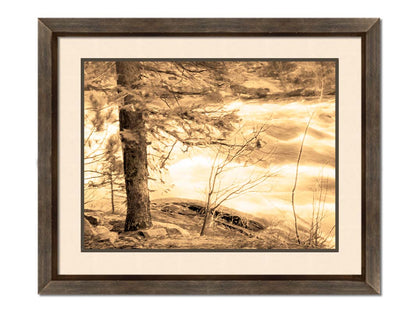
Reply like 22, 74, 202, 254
38, 18, 381, 294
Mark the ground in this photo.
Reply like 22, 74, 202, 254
83, 198, 328, 250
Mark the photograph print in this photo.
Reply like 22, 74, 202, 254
82, 59, 337, 251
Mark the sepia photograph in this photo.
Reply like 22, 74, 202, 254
82, 59, 337, 251
36, 17, 381, 296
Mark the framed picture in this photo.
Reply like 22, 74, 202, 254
38, 18, 381, 294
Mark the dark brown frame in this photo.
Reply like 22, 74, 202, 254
38, 18, 381, 295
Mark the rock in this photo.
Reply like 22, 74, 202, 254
166, 228, 182, 236
138, 228, 167, 238
113, 236, 142, 248
95, 226, 118, 244
84, 217, 97, 236
160, 204, 183, 214
84, 214, 100, 226
186, 204, 204, 213
177, 210, 197, 216
95, 226, 110, 235
152, 221, 191, 237
247, 220, 266, 231
107, 232, 119, 244
121, 236, 140, 244
215, 211, 266, 232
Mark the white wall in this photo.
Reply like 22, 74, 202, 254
0, 0, 413, 310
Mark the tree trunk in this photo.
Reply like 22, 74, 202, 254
200, 205, 211, 236
116, 62, 152, 231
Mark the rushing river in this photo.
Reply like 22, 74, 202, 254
152, 100, 336, 217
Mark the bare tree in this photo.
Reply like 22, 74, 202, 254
200, 123, 280, 236
291, 115, 313, 244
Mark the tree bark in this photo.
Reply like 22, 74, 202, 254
200, 204, 211, 236
116, 62, 152, 231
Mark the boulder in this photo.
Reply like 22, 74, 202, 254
84, 217, 97, 236
165, 228, 182, 236
138, 228, 167, 239
84, 214, 100, 226
95, 226, 118, 244
160, 204, 183, 214
152, 221, 191, 237
95, 225, 109, 234
177, 210, 198, 216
